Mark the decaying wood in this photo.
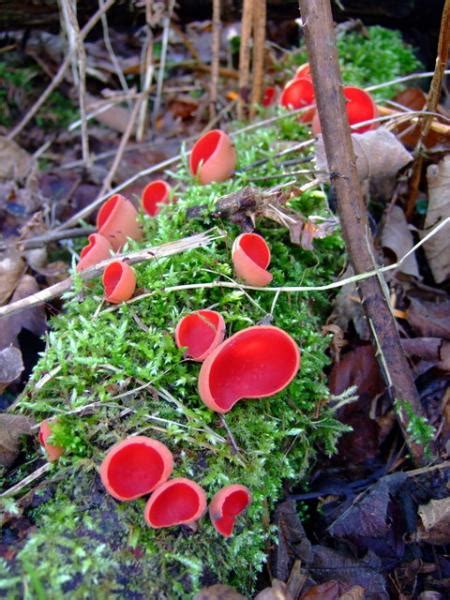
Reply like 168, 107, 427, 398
298, 0, 433, 465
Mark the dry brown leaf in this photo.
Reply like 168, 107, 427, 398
0, 345, 24, 393
315, 128, 412, 181
0, 253, 25, 306
254, 580, 293, 600
423, 155, 450, 283
301, 581, 340, 600
381, 205, 420, 278
0, 413, 34, 467
339, 586, 365, 600
193, 584, 246, 600
86, 93, 132, 134
407, 298, 450, 339
0, 136, 34, 181
416, 497, 450, 545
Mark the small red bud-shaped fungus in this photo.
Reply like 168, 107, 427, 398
232, 232, 272, 287
280, 77, 315, 122
175, 309, 226, 362
141, 180, 173, 217
144, 478, 207, 529
39, 420, 64, 462
198, 325, 301, 413
209, 484, 252, 537
189, 129, 236, 185
77, 233, 112, 272
102, 260, 136, 304
96, 194, 142, 250
262, 86, 277, 107
312, 86, 378, 135
100, 436, 173, 501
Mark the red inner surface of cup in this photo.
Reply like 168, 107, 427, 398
106, 442, 164, 498
177, 311, 221, 358
103, 262, 123, 297
190, 130, 221, 174
281, 78, 314, 109
97, 195, 120, 228
238, 234, 270, 269
147, 482, 201, 526
142, 181, 169, 215
344, 87, 376, 130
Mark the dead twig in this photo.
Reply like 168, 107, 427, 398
152, 0, 175, 125
298, 0, 434, 465
136, 0, 155, 141
0, 226, 95, 252
238, 0, 254, 119
250, 0, 267, 118
210, 0, 221, 121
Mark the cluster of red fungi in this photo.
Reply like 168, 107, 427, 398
38, 77, 343, 534
264, 62, 378, 134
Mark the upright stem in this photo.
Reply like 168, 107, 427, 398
250, 0, 266, 118
238, 0, 254, 120
297, 0, 431, 465
210, 0, 221, 121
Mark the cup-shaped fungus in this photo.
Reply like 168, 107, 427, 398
175, 309, 226, 362
102, 260, 136, 304
294, 62, 312, 80
312, 86, 378, 135
209, 484, 252, 537
39, 420, 64, 462
262, 86, 277, 107
100, 436, 173, 501
189, 129, 236, 185
77, 233, 112, 272
232, 232, 272, 287
198, 325, 301, 413
280, 77, 315, 123
96, 194, 143, 250
141, 180, 173, 217
144, 478, 207, 529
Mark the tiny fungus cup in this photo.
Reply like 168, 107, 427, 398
232, 232, 272, 287
312, 86, 378, 135
144, 477, 207, 529
294, 62, 312, 80
96, 194, 143, 250
198, 325, 301, 413
175, 309, 226, 362
280, 77, 315, 123
209, 484, 252, 537
77, 233, 112, 272
262, 86, 277, 107
39, 420, 64, 462
141, 180, 173, 217
189, 129, 236, 185
102, 260, 136, 304
100, 436, 173, 501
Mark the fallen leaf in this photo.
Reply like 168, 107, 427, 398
0, 413, 34, 467
301, 581, 340, 600
86, 93, 132, 134
422, 155, 450, 283
0, 253, 25, 306
338, 586, 365, 600
193, 584, 246, 600
327, 267, 370, 341
407, 298, 450, 339
315, 128, 412, 181
254, 579, 294, 600
417, 497, 450, 545
381, 205, 420, 278
0, 136, 34, 181
0, 345, 24, 393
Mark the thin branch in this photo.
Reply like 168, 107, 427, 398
238, 0, 254, 120
152, 0, 175, 125
136, 0, 154, 141
210, 0, 221, 121
250, 0, 267, 118
7, 0, 117, 140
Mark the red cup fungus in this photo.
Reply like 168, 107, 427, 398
144, 477, 207, 529
96, 194, 143, 250
175, 309, 226, 362
209, 484, 252, 537
39, 420, 64, 462
262, 86, 277, 107
198, 325, 301, 414
312, 86, 378, 135
77, 233, 112, 272
141, 180, 173, 217
100, 436, 174, 501
232, 232, 273, 287
189, 129, 236, 185
294, 62, 312, 80
102, 260, 136, 304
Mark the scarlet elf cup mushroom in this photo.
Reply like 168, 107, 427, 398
280, 77, 315, 123
232, 232, 272, 286
198, 325, 301, 414
141, 180, 173, 217
144, 478, 207, 529
312, 86, 378, 135
39, 420, 64, 462
96, 194, 143, 250
100, 436, 173, 501
209, 484, 252, 537
175, 310, 226, 362
77, 233, 112, 272
102, 260, 136, 304
189, 129, 236, 185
